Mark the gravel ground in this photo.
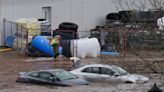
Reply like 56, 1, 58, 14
0, 51, 164, 92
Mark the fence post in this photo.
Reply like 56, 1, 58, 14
123, 31, 126, 56
11, 21, 13, 36
26, 28, 28, 56
21, 25, 23, 54
3, 18, 6, 47
16, 23, 18, 53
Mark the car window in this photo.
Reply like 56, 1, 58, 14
82, 67, 101, 74
92, 67, 100, 74
29, 72, 38, 77
52, 70, 78, 80
101, 67, 115, 75
38, 72, 52, 79
82, 67, 92, 73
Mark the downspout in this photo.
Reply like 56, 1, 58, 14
70, 0, 73, 22
0, 0, 2, 46
81, 0, 84, 31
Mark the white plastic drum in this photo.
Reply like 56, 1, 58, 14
70, 38, 100, 58
157, 17, 164, 30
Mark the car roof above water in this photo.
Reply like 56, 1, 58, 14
28, 69, 66, 74
82, 64, 115, 68
41, 69, 66, 72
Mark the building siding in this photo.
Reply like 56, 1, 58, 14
1, 0, 142, 46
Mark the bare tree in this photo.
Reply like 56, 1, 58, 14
111, 0, 150, 11
149, 0, 164, 10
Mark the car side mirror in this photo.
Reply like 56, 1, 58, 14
48, 76, 60, 82
113, 73, 119, 77
49, 76, 54, 81
53, 77, 60, 81
56, 78, 60, 81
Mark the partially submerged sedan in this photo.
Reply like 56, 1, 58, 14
16, 69, 89, 86
70, 64, 149, 83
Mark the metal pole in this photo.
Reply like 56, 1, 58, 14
76, 32, 78, 57
123, 31, 126, 57
21, 26, 22, 54
26, 28, 28, 56
11, 22, 13, 36
99, 28, 102, 58
3, 18, 6, 47
16, 24, 18, 53
117, 29, 120, 52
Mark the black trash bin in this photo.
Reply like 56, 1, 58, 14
60, 40, 71, 58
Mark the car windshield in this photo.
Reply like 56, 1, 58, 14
52, 70, 78, 80
111, 66, 128, 76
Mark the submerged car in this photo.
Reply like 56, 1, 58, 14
16, 69, 89, 86
70, 64, 149, 83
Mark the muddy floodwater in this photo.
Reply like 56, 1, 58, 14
0, 51, 164, 92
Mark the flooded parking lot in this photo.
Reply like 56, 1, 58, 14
0, 51, 164, 92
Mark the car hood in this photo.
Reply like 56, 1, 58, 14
61, 78, 89, 86
119, 74, 149, 83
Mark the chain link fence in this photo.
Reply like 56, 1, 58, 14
3, 19, 29, 55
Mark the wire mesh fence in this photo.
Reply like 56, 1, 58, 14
91, 26, 164, 55
3, 19, 45, 55
4, 19, 28, 55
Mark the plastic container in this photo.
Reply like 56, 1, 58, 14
31, 36, 54, 57
5, 36, 15, 48
70, 38, 100, 58
70, 57, 81, 68
28, 43, 52, 57
157, 17, 164, 30
58, 46, 63, 55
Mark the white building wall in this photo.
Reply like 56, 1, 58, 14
0, 0, 119, 46
0, 0, 1, 46
52, 0, 117, 31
